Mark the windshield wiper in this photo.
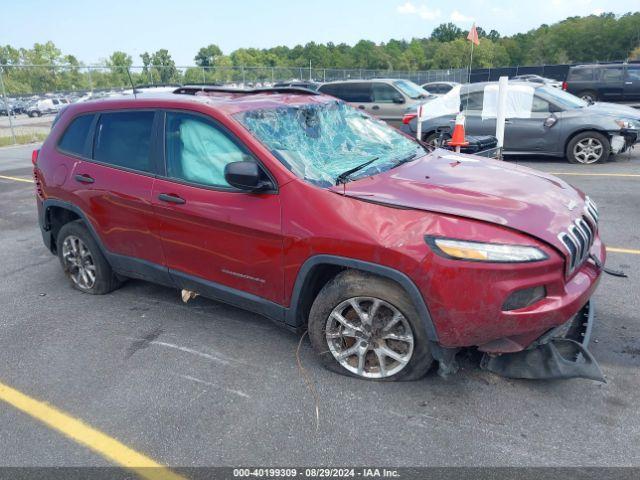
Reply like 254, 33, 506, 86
391, 151, 420, 168
335, 157, 379, 185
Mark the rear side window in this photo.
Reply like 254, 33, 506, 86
318, 84, 341, 97
339, 83, 372, 103
568, 68, 594, 81
601, 67, 623, 82
93, 111, 155, 173
57, 114, 94, 156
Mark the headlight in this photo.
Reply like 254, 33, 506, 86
426, 236, 548, 263
615, 119, 638, 129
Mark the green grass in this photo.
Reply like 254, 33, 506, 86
0, 133, 48, 147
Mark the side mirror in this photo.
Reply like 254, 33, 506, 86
224, 161, 273, 192
543, 114, 558, 128
392, 95, 405, 104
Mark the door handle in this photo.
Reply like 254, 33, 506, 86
625, 81, 633, 85
74, 174, 94, 184
158, 193, 186, 205
504, 119, 513, 124
372, 105, 380, 110
358, 105, 366, 110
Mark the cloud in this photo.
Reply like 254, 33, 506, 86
397, 2, 441, 21
591, 8, 605, 15
450, 10, 474, 23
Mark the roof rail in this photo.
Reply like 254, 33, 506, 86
173, 85, 321, 96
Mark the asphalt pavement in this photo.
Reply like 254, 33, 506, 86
0, 143, 639, 472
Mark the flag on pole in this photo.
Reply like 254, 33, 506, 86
467, 23, 480, 46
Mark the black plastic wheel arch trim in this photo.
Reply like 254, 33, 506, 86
286, 254, 439, 342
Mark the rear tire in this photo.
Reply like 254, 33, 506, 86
566, 131, 610, 164
308, 270, 433, 381
424, 131, 450, 148
578, 90, 598, 103
57, 220, 121, 295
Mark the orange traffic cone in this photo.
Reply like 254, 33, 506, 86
447, 113, 469, 152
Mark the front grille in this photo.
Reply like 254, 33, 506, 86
557, 197, 598, 275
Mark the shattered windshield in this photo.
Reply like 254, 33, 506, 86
235, 101, 425, 187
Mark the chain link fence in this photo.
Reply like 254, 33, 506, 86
0, 64, 469, 145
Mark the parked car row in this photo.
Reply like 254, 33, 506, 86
311, 76, 638, 164
1, 95, 72, 118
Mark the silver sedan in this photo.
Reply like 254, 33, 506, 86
402, 82, 639, 164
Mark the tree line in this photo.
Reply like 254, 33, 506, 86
1, 11, 639, 95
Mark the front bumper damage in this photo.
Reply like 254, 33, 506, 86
612, 128, 639, 154
480, 301, 604, 382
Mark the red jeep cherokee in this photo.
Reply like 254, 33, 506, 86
34, 87, 606, 381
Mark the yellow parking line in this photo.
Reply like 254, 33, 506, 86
0, 380, 186, 480
0, 174, 34, 183
607, 247, 640, 255
550, 172, 640, 178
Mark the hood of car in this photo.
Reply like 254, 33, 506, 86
330, 150, 588, 252
586, 102, 640, 121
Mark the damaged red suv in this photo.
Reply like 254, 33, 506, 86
34, 86, 606, 382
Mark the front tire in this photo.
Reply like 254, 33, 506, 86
566, 131, 610, 164
308, 270, 433, 381
57, 220, 121, 295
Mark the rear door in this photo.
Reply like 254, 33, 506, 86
151, 110, 284, 304
624, 65, 640, 101
598, 66, 624, 101
67, 109, 167, 275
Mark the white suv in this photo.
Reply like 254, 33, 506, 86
27, 97, 69, 117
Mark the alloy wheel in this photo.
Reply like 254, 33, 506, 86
580, 93, 596, 103
61, 235, 96, 290
325, 296, 414, 379
573, 137, 603, 164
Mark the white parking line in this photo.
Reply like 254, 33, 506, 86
178, 374, 251, 399
149, 340, 231, 365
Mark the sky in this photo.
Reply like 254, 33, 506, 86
3, 0, 639, 65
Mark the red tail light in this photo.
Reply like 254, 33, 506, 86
562, 81, 568, 91
31, 149, 39, 165
402, 113, 417, 125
